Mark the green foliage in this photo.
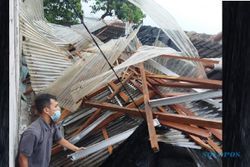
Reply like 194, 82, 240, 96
91, 0, 145, 23
44, 0, 83, 25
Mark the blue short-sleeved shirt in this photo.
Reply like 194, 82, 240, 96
19, 117, 63, 167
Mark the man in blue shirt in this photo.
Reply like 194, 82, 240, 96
18, 94, 83, 167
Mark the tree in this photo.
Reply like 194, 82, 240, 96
91, 0, 145, 24
44, 0, 83, 25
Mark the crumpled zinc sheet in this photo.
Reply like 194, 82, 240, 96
71, 46, 181, 103
46, 27, 141, 111
129, 0, 206, 78
20, 0, 109, 93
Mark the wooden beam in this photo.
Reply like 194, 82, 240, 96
207, 138, 222, 153
108, 81, 129, 102
102, 128, 113, 154
107, 72, 134, 101
172, 104, 222, 141
91, 93, 154, 135
83, 101, 222, 129
147, 78, 222, 151
207, 128, 222, 141
152, 80, 221, 89
160, 121, 211, 138
158, 112, 222, 129
189, 135, 214, 151
147, 74, 222, 87
139, 63, 159, 152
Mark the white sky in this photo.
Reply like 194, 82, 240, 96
82, 0, 222, 35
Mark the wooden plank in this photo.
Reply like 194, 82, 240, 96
147, 74, 222, 87
102, 128, 113, 154
108, 81, 129, 102
139, 63, 159, 152
172, 104, 222, 141
91, 93, 154, 134
83, 101, 222, 129
207, 138, 222, 153
160, 121, 211, 138
207, 128, 222, 141
145, 81, 222, 150
189, 135, 214, 151
107, 72, 134, 100
152, 80, 221, 89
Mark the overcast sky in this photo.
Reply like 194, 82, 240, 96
82, 0, 222, 35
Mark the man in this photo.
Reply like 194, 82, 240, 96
18, 94, 83, 167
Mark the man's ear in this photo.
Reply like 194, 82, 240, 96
43, 107, 50, 115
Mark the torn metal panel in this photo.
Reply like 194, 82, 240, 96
68, 127, 137, 161
46, 27, 140, 111
69, 112, 113, 144
129, 0, 206, 78
71, 46, 181, 103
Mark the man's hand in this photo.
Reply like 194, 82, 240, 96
74, 147, 86, 152
57, 138, 86, 152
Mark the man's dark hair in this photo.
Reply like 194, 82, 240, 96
34, 94, 57, 114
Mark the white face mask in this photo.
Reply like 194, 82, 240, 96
50, 110, 61, 122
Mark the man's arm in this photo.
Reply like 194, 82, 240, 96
19, 153, 28, 167
57, 138, 84, 152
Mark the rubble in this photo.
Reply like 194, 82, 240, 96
19, 0, 222, 166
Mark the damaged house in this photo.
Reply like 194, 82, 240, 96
13, 0, 222, 166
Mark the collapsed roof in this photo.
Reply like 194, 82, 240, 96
19, 0, 222, 166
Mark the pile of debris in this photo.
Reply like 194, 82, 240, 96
19, 0, 222, 166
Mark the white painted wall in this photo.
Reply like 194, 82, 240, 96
9, 0, 20, 166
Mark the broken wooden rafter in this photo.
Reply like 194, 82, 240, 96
207, 138, 222, 153
148, 85, 219, 151
82, 101, 222, 129
90, 92, 155, 136
207, 128, 222, 141
152, 80, 221, 89
149, 90, 222, 107
147, 74, 222, 88
172, 104, 222, 141
189, 135, 214, 152
160, 121, 211, 138
108, 82, 129, 103
139, 63, 159, 152
135, 74, 222, 151
170, 104, 222, 153
102, 128, 113, 154
107, 72, 134, 101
